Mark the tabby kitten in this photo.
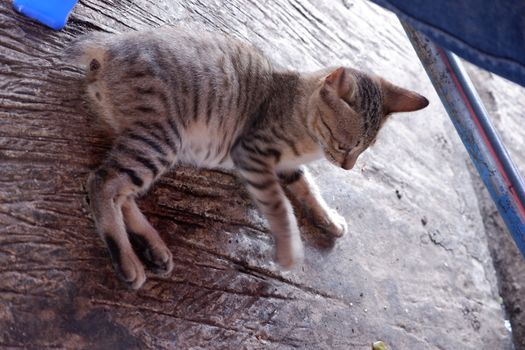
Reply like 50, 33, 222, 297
74, 26, 428, 289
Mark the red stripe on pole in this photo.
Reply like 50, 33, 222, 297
437, 48, 525, 218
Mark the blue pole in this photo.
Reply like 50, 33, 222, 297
401, 22, 525, 259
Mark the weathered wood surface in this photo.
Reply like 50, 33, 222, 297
0, 0, 514, 349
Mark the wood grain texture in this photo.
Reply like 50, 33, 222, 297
0, 0, 513, 349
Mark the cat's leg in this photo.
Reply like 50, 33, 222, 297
232, 142, 304, 269
88, 126, 177, 289
243, 173, 304, 268
122, 198, 173, 275
88, 165, 147, 289
279, 167, 347, 238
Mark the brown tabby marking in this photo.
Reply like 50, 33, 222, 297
73, 27, 428, 289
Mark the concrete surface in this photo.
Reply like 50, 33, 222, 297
0, 0, 519, 349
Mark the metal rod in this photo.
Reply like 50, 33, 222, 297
449, 52, 525, 207
401, 21, 525, 259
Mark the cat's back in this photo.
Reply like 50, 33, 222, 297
76, 25, 270, 76
106, 26, 269, 76
74, 26, 278, 168
77, 26, 273, 139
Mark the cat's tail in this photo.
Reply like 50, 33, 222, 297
65, 31, 112, 79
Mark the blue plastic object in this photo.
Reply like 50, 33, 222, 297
12, 0, 78, 30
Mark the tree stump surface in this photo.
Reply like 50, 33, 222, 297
0, 1, 514, 349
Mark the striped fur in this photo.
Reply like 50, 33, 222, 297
75, 26, 428, 289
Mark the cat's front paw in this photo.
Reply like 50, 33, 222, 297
275, 234, 304, 270
314, 209, 348, 238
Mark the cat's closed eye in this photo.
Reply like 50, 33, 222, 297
336, 143, 350, 153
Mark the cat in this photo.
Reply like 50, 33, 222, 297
72, 26, 428, 289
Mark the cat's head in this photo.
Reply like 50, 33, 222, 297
309, 67, 429, 170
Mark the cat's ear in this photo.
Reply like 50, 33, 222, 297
381, 79, 429, 114
324, 67, 353, 97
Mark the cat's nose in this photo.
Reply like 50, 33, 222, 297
342, 155, 357, 170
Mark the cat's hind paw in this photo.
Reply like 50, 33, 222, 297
145, 245, 174, 275
128, 231, 174, 276
105, 236, 147, 289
